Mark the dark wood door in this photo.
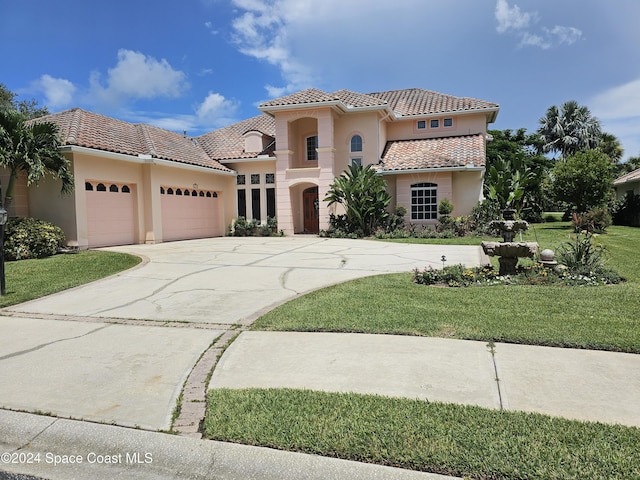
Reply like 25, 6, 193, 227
303, 188, 319, 233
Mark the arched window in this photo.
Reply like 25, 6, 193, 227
183, 189, 190, 196
97, 183, 107, 192
109, 184, 119, 192
350, 135, 363, 152
206, 192, 212, 198
176, 189, 183, 196
306, 135, 318, 161
212, 192, 218, 198
160, 186, 165, 194
167, 188, 174, 195
191, 190, 198, 197
410, 183, 437, 220
199, 191, 205, 197
122, 185, 131, 193
85, 182, 94, 191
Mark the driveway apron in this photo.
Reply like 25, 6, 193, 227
0, 237, 485, 430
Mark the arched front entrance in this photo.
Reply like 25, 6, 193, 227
302, 186, 319, 234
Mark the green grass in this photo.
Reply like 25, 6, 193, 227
205, 388, 640, 480
0, 251, 141, 308
253, 223, 640, 352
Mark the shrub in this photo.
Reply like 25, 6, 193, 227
470, 199, 502, 234
231, 216, 282, 237
4, 217, 65, 260
572, 208, 611, 233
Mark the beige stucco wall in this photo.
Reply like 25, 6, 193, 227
451, 170, 484, 215
615, 181, 640, 200
0, 169, 30, 218
386, 113, 488, 141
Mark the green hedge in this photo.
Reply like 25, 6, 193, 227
4, 217, 66, 260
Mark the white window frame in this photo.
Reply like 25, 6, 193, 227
417, 120, 426, 129
410, 183, 438, 221
350, 157, 362, 167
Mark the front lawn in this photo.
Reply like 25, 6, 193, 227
205, 388, 640, 480
252, 224, 640, 352
0, 251, 141, 308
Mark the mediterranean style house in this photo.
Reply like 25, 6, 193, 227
3, 87, 499, 248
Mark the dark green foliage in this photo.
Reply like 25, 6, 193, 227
230, 216, 281, 237
612, 192, 640, 226
324, 164, 391, 237
551, 150, 614, 213
4, 217, 65, 260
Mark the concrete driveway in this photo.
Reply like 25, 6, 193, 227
0, 236, 484, 430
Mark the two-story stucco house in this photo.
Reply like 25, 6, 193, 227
4, 87, 498, 248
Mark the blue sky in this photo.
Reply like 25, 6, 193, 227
2, 0, 639, 160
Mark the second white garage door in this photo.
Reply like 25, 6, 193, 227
161, 186, 222, 242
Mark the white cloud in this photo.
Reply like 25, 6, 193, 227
495, 0, 533, 33
30, 74, 77, 108
196, 91, 240, 126
227, 0, 463, 97
88, 49, 188, 106
590, 78, 640, 159
495, 0, 582, 49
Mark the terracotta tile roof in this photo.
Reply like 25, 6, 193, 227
369, 88, 499, 117
260, 87, 499, 118
379, 134, 486, 172
259, 88, 339, 108
197, 114, 276, 160
31, 108, 233, 173
614, 167, 640, 186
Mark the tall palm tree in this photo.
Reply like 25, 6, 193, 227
0, 109, 73, 210
537, 100, 602, 158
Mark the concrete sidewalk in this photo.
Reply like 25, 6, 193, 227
210, 331, 640, 427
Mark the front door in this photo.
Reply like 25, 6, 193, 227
303, 187, 319, 234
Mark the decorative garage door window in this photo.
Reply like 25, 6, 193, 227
160, 186, 217, 197
85, 181, 132, 193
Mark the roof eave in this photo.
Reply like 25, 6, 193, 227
60, 145, 236, 176
377, 165, 485, 175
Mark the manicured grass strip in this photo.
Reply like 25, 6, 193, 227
0, 251, 141, 308
205, 388, 640, 479
252, 275, 640, 353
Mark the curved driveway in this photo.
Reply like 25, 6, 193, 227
0, 237, 484, 430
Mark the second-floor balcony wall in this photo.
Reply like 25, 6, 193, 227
273, 108, 335, 170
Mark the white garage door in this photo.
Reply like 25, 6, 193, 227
85, 182, 136, 247
161, 186, 222, 242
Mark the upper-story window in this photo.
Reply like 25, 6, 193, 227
350, 135, 363, 152
444, 118, 453, 127
417, 120, 426, 129
306, 135, 318, 161
430, 119, 439, 128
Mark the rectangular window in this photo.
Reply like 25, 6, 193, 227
351, 157, 362, 167
265, 173, 275, 184
237, 189, 246, 217
410, 184, 437, 220
417, 120, 426, 129
306, 135, 318, 161
430, 119, 439, 128
251, 188, 261, 222
266, 188, 276, 218
443, 118, 453, 127
251, 173, 260, 185
236, 175, 246, 185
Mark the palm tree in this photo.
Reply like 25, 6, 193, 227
597, 132, 624, 163
0, 109, 73, 210
537, 100, 602, 158
325, 163, 390, 236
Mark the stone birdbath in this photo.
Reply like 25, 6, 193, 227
481, 209, 539, 275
